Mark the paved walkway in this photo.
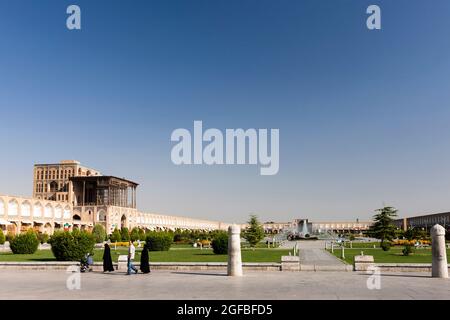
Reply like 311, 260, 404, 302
0, 270, 448, 299
297, 240, 345, 266
281, 240, 344, 266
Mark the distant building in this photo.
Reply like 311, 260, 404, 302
0, 160, 234, 235
33, 160, 101, 202
394, 212, 450, 231
262, 219, 372, 234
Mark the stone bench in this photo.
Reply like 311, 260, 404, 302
353, 254, 375, 271
281, 256, 300, 271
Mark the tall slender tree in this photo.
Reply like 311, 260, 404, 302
243, 214, 265, 249
368, 206, 398, 244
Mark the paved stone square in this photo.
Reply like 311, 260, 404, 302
0, 270, 448, 300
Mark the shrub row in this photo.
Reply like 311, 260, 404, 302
5, 226, 233, 257
109, 227, 147, 242
108, 241, 141, 247
392, 239, 430, 246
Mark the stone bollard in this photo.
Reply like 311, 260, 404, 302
331, 242, 334, 253
227, 225, 243, 276
350, 241, 353, 249
117, 255, 128, 272
431, 224, 448, 278
341, 245, 345, 259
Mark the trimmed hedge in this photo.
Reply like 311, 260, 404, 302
130, 228, 140, 242
108, 241, 140, 247
381, 241, 391, 251
121, 227, 130, 241
92, 224, 106, 243
38, 233, 49, 244
211, 232, 228, 254
138, 228, 146, 241
49, 230, 95, 261
110, 228, 122, 242
5, 232, 14, 242
10, 230, 39, 254
402, 245, 414, 256
0, 229, 5, 245
146, 232, 173, 251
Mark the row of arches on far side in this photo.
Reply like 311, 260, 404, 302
0, 198, 71, 219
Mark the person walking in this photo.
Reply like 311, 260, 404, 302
103, 243, 115, 272
127, 240, 138, 275
140, 243, 151, 274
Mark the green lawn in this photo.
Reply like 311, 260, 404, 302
0, 250, 57, 262
0, 248, 290, 263
328, 247, 450, 264
342, 242, 380, 248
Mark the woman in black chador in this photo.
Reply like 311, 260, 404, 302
103, 243, 115, 272
140, 243, 151, 274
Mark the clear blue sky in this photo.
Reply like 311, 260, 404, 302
1, 0, 450, 223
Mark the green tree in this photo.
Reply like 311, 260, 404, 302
211, 231, 228, 254
243, 215, 265, 249
121, 227, 130, 241
10, 229, 39, 254
92, 224, 106, 243
368, 206, 398, 245
138, 228, 146, 241
404, 227, 428, 241
49, 230, 95, 261
110, 228, 122, 242
130, 227, 140, 242
146, 231, 173, 251
37, 233, 49, 244
0, 229, 5, 245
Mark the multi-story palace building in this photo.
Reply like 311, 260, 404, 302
33, 160, 101, 202
0, 160, 234, 235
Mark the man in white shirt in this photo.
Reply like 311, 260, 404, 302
127, 240, 138, 275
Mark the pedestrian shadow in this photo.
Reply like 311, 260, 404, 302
30, 258, 57, 262
355, 272, 431, 279
89, 271, 153, 276
170, 271, 227, 277
379, 273, 432, 279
